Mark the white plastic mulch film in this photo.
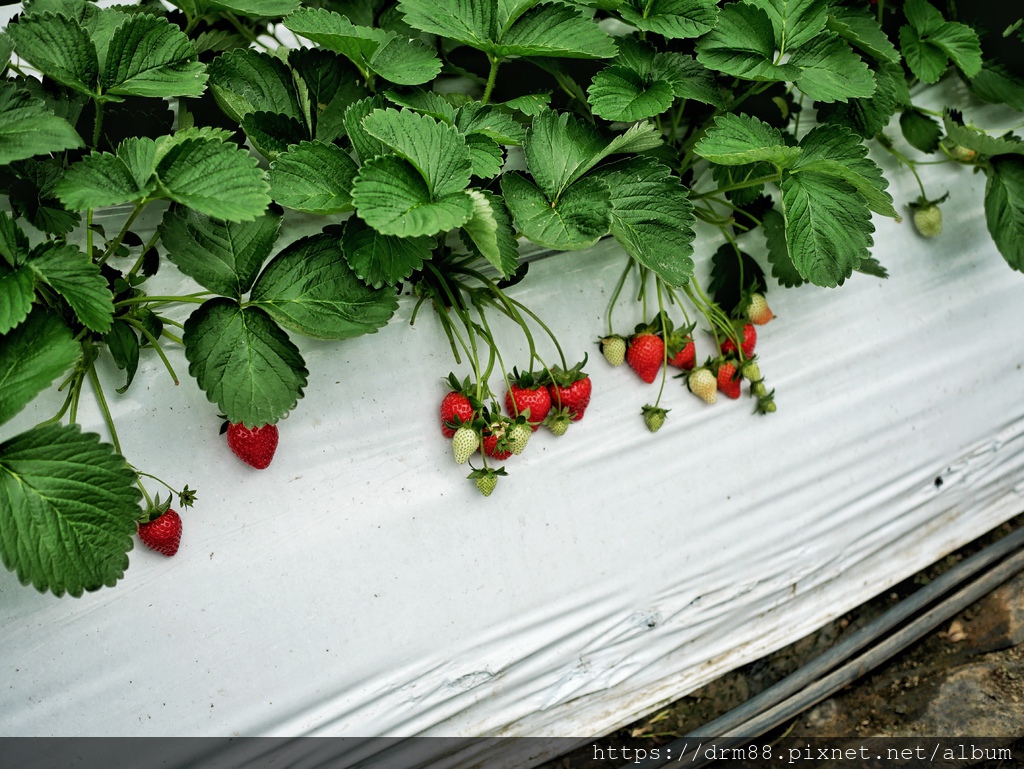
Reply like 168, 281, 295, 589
2, 13, 1024, 767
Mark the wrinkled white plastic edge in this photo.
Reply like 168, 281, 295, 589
2, 13, 1024, 767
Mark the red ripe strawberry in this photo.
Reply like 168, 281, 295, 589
482, 432, 513, 460
138, 509, 182, 556
548, 377, 591, 421
227, 422, 279, 469
627, 332, 664, 384
668, 337, 696, 370
720, 323, 756, 359
440, 390, 474, 438
505, 371, 551, 431
717, 360, 742, 399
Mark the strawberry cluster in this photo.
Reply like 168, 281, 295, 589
439, 362, 592, 496
602, 279, 778, 431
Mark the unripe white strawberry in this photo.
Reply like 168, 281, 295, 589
600, 335, 627, 367
913, 204, 942, 238
687, 367, 717, 404
452, 426, 478, 464
745, 293, 774, 325
507, 423, 530, 455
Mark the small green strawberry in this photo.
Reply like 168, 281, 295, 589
452, 426, 478, 464
468, 467, 507, 497
545, 408, 572, 436
741, 360, 762, 383
910, 193, 948, 238
642, 404, 668, 433
600, 335, 627, 367
947, 144, 977, 162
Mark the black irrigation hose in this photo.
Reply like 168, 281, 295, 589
632, 525, 1024, 768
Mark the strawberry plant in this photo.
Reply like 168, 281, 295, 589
1, 0, 1023, 594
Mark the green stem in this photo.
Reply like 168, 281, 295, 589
693, 173, 781, 200
92, 99, 104, 149
128, 230, 162, 280
653, 279, 669, 409
87, 364, 121, 455
505, 295, 567, 370
86, 209, 94, 260
878, 136, 928, 199
606, 256, 634, 336
482, 56, 501, 106
114, 293, 212, 308
126, 318, 180, 385
162, 329, 184, 345
97, 203, 144, 266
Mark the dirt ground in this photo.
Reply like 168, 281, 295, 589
543, 514, 1024, 768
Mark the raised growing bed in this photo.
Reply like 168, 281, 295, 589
2, 1, 1024, 767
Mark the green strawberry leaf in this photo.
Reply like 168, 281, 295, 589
501, 171, 611, 251
158, 205, 282, 297
825, 4, 900, 64
288, 47, 368, 144
0, 422, 141, 597
762, 205, 804, 287
341, 216, 434, 288
284, 8, 441, 85
0, 308, 80, 425
466, 134, 504, 179
455, 102, 528, 145
694, 113, 802, 167
249, 233, 399, 340
778, 170, 873, 287
790, 123, 897, 218
54, 139, 158, 210
0, 81, 84, 166
207, 48, 300, 126
0, 264, 36, 335
0, 210, 30, 268
344, 95, 388, 164
617, 0, 719, 40
361, 108, 473, 197
695, 2, 799, 82
101, 13, 206, 98
103, 319, 139, 393
27, 242, 114, 333
7, 12, 99, 96
5, 159, 82, 236
524, 109, 660, 201
815, 59, 903, 138
397, 0, 616, 60
968, 63, 1024, 113
241, 111, 308, 160
351, 154, 475, 237
942, 111, 1024, 158
984, 157, 1024, 272
592, 156, 695, 287
899, 0, 981, 84
184, 297, 307, 427
0, 33, 12, 69
900, 108, 943, 153
154, 133, 271, 221
746, 0, 828, 52
191, 0, 299, 16
788, 33, 876, 103
460, 189, 519, 277
268, 140, 359, 215
385, 88, 460, 123
587, 64, 676, 122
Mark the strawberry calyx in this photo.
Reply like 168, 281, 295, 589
138, 493, 173, 523
545, 354, 589, 389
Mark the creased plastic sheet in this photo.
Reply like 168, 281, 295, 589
3, 91, 1024, 769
